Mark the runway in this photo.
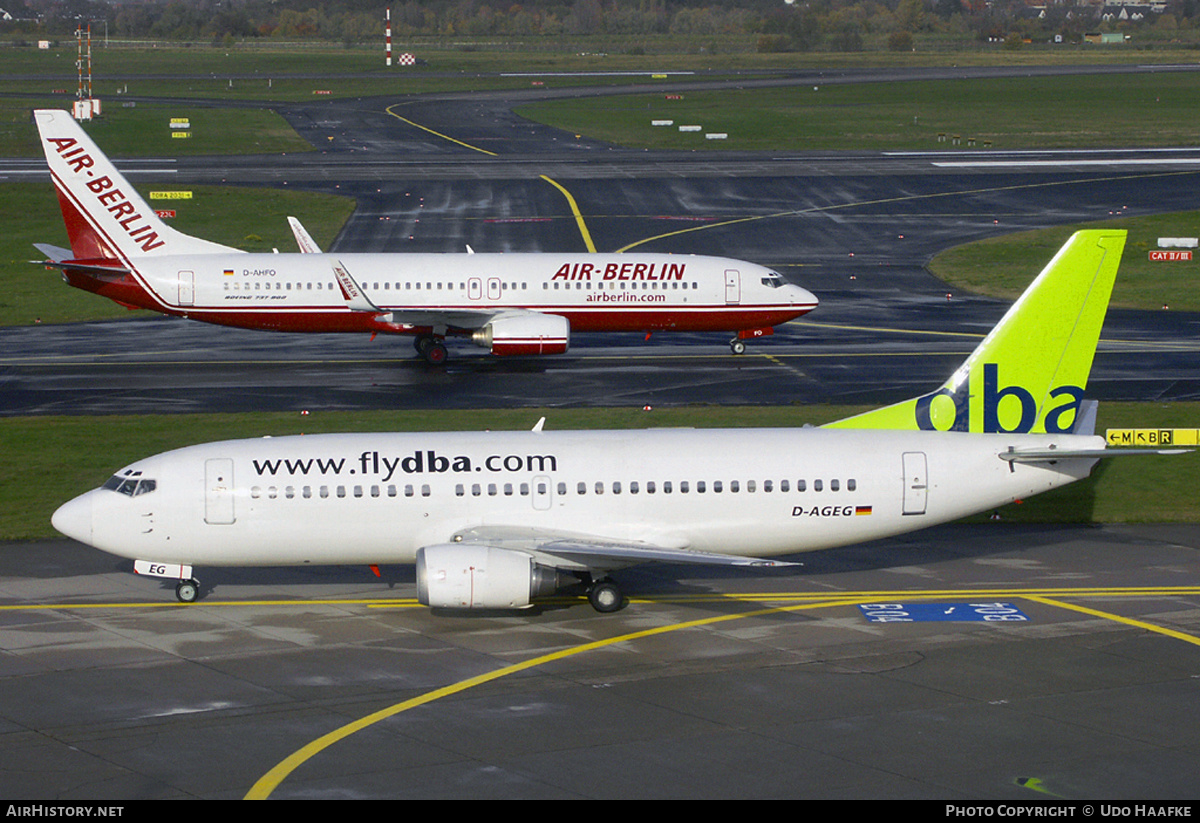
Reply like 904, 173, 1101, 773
3, 71, 1200, 801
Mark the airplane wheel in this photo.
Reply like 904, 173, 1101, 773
588, 579, 624, 613
414, 335, 431, 354
730, 339, 746, 355
423, 341, 448, 364
175, 579, 199, 603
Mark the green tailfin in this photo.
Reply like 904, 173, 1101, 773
826, 229, 1126, 434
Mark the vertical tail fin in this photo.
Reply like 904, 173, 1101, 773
826, 229, 1126, 434
34, 109, 238, 262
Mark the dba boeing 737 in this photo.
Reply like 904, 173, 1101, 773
32, 109, 817, 362
52, 230, 1182, 612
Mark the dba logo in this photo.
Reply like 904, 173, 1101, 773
914, 363, 1083, 434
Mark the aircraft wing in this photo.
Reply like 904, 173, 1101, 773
384, 307, 512, 328
448, 525, 800, 570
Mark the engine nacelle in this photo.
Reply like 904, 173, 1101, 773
471, 312, 569, 356
416, 544, 570, 609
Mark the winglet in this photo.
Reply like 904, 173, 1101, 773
332, 260, 382, 312
826, 230, 1126, 434
287, 216, 322, 253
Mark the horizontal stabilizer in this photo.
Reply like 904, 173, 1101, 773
34, 244, 131, 278
34, 243, 72, 262
999, 447, 1192, 463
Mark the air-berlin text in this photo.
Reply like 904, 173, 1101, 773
553, 261, 686, 281
47, 136, 165, 252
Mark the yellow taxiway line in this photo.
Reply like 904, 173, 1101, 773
234, 585, 1200, 798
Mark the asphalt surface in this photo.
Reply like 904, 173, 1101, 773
2, 69, 1200, 801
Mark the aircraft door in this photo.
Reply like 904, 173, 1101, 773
205, 458, 236, 525
532, 475, 552, 511
178, 270, 195, 306
902, 452, 928, 516
468, 278, 482, 300
725, 269, 741, 304
487, 277, 502, 300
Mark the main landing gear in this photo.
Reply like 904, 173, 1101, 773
175, 578, 201, 603
730, 338, 747, 355
414, 334, 448, 364
587, 577, 625, 613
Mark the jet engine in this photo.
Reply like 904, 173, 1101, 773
471, 312, 569, 356
416, 544, 572, 609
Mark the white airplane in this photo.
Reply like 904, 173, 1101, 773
52, 229, 1186, 612
32, 108, 817, 362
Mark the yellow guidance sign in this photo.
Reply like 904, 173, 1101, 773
1107, 429, 1200, 446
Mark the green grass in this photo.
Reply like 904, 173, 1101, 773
3, 402, 1197, 541
516, 74, 1200, 152
0, 182, 356, 325
929, 212, 1200, 312
0, 99, 314, 155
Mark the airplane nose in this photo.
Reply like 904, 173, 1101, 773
52, 492, 93, 546
791, 285, 819, 308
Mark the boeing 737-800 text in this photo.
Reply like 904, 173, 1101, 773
32, 109, 817, 362
52, 230, 1183, 612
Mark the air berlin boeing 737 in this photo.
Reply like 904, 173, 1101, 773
32, 109, 817, 362
52, 229, 1185, 612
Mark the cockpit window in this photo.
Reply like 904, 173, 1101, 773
761, 272, 785, 289
102, 470, 156, 497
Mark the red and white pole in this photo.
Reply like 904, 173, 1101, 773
386, 8, 392, 67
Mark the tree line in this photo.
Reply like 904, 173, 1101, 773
5, 0, 1196, 51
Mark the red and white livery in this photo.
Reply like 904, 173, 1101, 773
33, 109, 818, 362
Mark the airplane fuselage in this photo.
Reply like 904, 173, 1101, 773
64, 251, 816, 337
57, 427, 1102, 571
